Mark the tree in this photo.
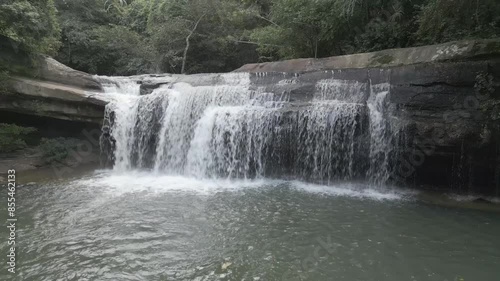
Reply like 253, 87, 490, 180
4, 0, 496, 76
181, 13, 205, 74
346, 0, 427, 53
250, 0, 345, 59
416, 0, 500, 44
0, 0, 61, 55
54, 0, 155, 75
249, 0, 431, 60
145, 0, 260, 73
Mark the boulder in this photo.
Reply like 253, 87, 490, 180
35, 56, 103, 91
1, 77, 107, 124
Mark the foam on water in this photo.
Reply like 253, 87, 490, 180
74, 170, 412, 200
290, 181, 413, 200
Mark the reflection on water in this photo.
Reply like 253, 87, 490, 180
3, 171, 500, 281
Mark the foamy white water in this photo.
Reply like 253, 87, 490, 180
96, 75, 142, 96
74, 170, 412, 200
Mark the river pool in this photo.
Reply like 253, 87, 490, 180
2, 170, 500, 281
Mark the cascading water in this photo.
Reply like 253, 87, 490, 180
367, 82, 396, 184
100, 72, 399, 184
151, 81, 279, 174
293, 79, 368, 182
96, 75, 142, 96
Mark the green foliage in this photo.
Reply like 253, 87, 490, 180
39, 137, 80, 164
54, 0, 155, 75
249, 0, 429, 59
52, 0, 263, 74
0, 0, 61, 55
122, 0, 150, 33
0, 0, 60, 86
250, 0, 344, 59
417, 0, 500, 44
0, 124, 36, 153
4, 0, 499, 75
95, 25, 156, 75
248, 0, 499, 61
250, 26, 298, 59
353, 18, 404, 52
144, 0, 260, 73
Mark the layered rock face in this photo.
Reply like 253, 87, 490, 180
1, 76, 106, 124
0, 35, 105, 124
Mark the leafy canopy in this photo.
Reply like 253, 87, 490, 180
0, 0, 60, 54
2, 0, 500, 75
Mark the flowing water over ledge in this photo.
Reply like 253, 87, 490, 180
99, 73, 400, 185
4, 171, 500, 281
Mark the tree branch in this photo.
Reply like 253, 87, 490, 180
181, 13, 205, 74
231, 40, 285, 48
255, 14, 280, 27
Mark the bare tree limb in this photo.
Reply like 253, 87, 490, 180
255, 14, 280, 27
231, 40, 284, 48
181, 13, 206, 74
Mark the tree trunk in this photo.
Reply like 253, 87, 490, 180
181, 14, 205, 74
314, 39, 318, 59
68, 40, 71, 65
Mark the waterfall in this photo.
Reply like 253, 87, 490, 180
100, 73, 398, 184
96, 76, 141, 96
367, 83, 393, 184
185, 105, 280, 178
293, 79, 368, 182
314, 79, 367, 103
152, 81, 279, 174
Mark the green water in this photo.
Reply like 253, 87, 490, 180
1, 171, 500, 281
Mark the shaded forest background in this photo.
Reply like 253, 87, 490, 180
1, 0, 500, 75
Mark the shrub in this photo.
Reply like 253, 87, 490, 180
39, 137, 81, 164
0, 123, 36, 153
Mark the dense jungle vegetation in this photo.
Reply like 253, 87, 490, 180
1, 0, 499, 75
